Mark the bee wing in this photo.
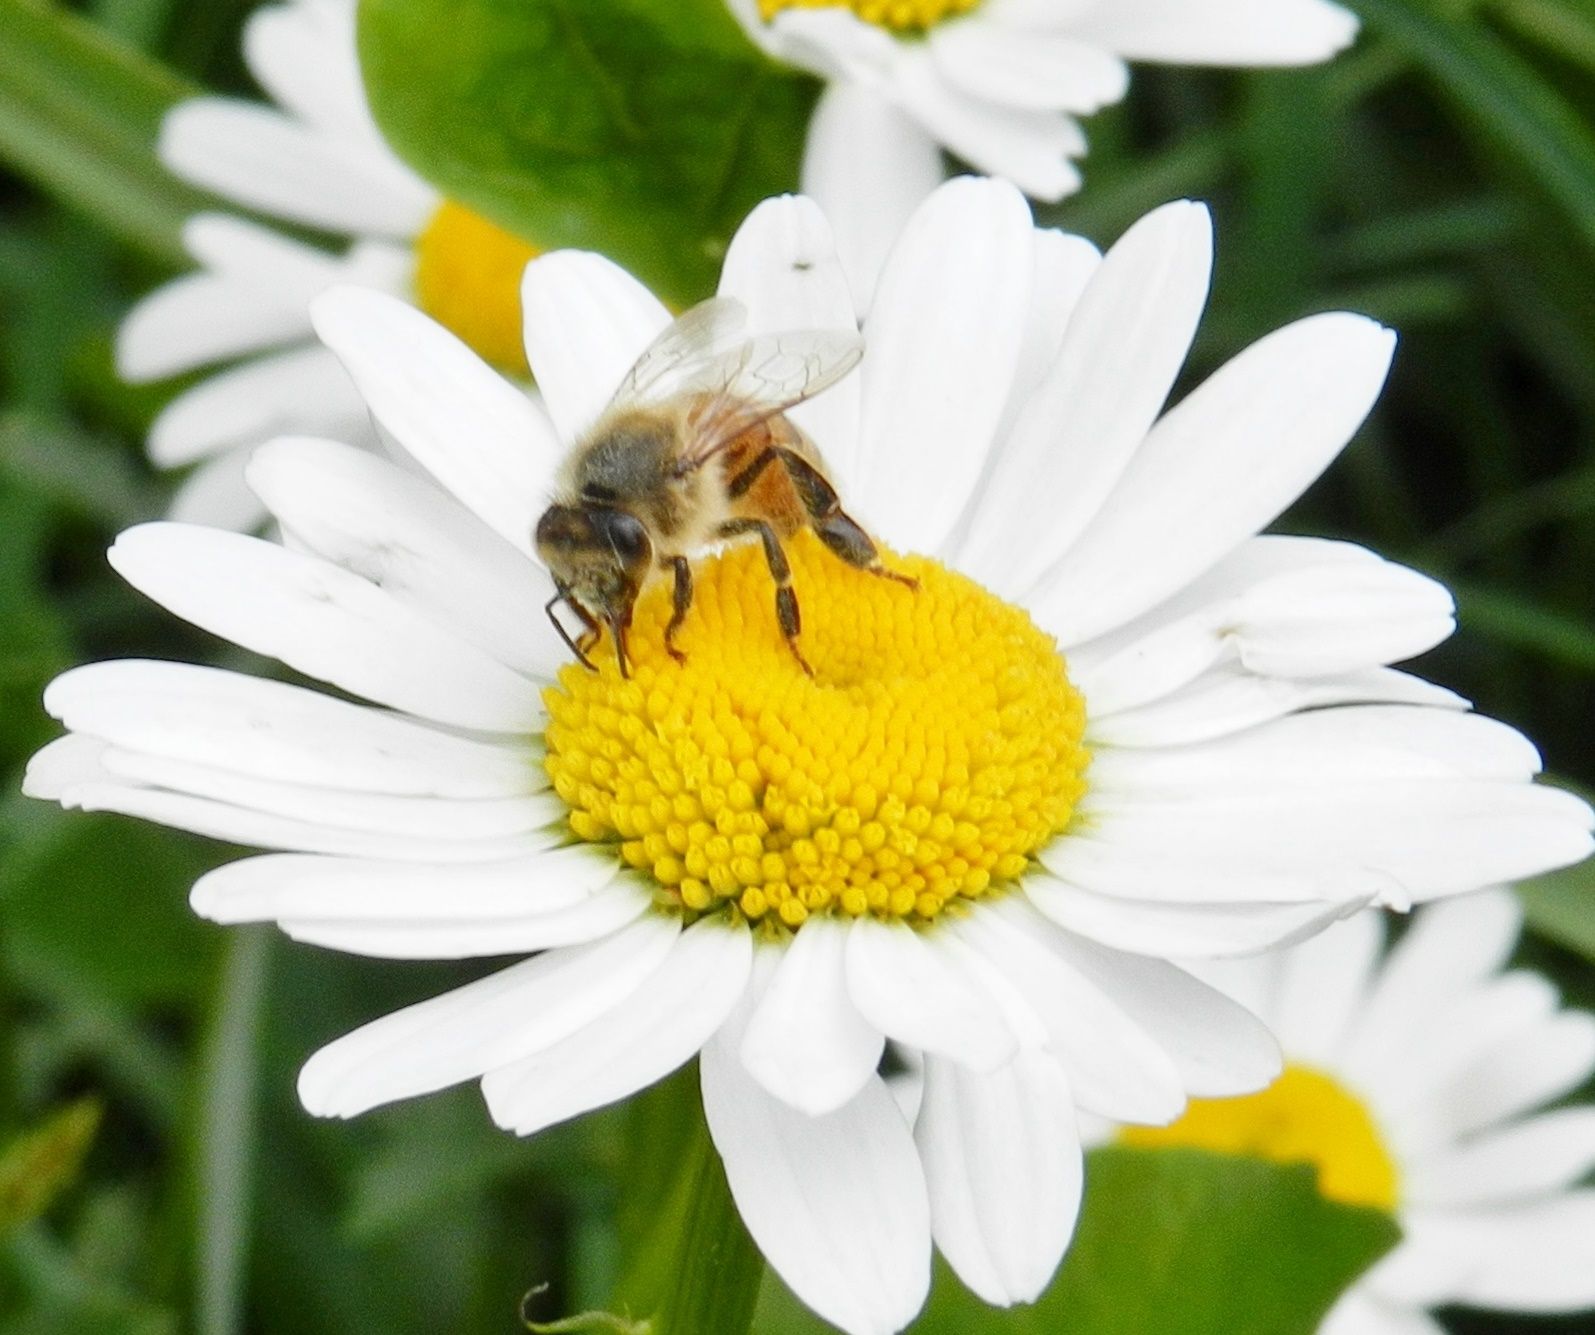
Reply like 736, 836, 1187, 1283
612, 296, 750, 406
676, 329, 864, 468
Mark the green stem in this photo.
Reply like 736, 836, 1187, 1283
194, 925, 272, 1335
606, 1065, 764, 1335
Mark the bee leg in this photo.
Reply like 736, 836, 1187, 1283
776, 449, 917, 590
546, 590, 599, 672
717, 518, 812, 676
664, 557, 693, 664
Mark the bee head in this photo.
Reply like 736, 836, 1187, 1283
536, 503, 653, 671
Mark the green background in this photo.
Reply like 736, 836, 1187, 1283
2, 0, 1595, 1330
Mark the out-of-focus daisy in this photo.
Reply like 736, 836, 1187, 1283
117, 0, 538, 527
727, 0, 1358, 307
31, 179, 1592, 1334
1125, 889, 1595, 1335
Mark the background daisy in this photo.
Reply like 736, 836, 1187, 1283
1126, 889, 1595, 1335
725, 0, 1359, 306
27, 180, 1593, 1333
115, 0, 538, 527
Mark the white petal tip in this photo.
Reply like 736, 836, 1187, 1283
308, 283, 400, 344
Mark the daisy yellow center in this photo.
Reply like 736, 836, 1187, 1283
542, 531, 1089, 930
758, 0, 981, 33
413, 201, 539, 376
1119, 1065, 1400, 1212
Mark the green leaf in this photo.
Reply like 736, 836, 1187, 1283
0, 1100, 101, 1237
0, 805, 222, 1009
755, 1148, 1400, 1334
0, 0, 212, 265
1453, 581, 1595, 671
1347, 0, 1595, 258
358, 0, 816, 307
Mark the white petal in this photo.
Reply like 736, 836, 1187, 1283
1026, 874, 1368, 958
1374, 973, 1563, 1143
1376, 1195, 1595, 1310
1077, 780, 1592, 907
702, 1033, 930, 1335
94, 742, 558, 839
117, 242, 321, 380
1270, 910, 1385, 1065
1086, 707, 1546, 797
799, 82, 945, 317
242, 0, 375, 139
1034, 312, 1397, 646
108, 524, 540, 732
191, 844, 613, 924
930, 20, 1129, 112
891, 54, 1084, 200
43, 658, 535, 797
1038, 831, 1394, 908
948, 903, 1187, 1122
1000, 228, 1101, 432
248, 436, 564, 678
120, 218, 411, 382
1445, 1010, 1595, 1138
718, 194, 862, 482
160, 98, 436, 238
298, 913, 680, 1117
741, 923, 884, 1115
1405, 1107, 1595, 1207
167, 449, 269, 531
1319, 1290, 1445, 1335
1070, 0, 1359, 67
278, 879, 646, 959
148, 343, 370, 468
482, 917, 752, 1136
854, 176, 1032, 554
310, 287, 558, 553
993, 898, 1280, 1097
31, 769, 552, 863
917, 1052, 1081, 1305
1067, 537, 1454, 717
1086, 665, 1466, 749
519, 251, 671, 445
954, 201, 1212, 596
1341, 887, 1527, 1080
844, 916, 1017, 1071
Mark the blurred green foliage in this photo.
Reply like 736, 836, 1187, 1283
1, 0, 1595, 1331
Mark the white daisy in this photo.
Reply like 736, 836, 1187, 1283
1124, 889, 1595, 1335
117, 0, 539, 528
29, 179, 1592, 1335
727, 0, 1359, 308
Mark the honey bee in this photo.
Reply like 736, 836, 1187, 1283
535, 296, 912, 678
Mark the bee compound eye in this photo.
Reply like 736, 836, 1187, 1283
599, 509, 650, 569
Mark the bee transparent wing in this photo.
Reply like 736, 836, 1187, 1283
612, 296, 750, 406
677, 330, 864, 467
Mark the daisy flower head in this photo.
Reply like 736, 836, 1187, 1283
30, 178, 1592, 1334
726, 0, 1360, 307
116, 0, 539, 528
1126, 889, 1595, 1335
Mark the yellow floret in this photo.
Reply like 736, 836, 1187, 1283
543, 531, 1089, 928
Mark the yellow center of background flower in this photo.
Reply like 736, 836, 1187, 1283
543, 531, 1088, 930
413, 201, 539, 376
758, 0, 981, 34
1119, 1065, 1400, 1212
